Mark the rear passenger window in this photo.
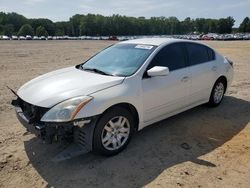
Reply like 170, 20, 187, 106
148, 43, 186, 71
186, 43, 210, 65
207, 47, 215, 61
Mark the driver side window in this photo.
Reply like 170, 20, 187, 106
147, 43, 186, 71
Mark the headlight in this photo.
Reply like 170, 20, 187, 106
41, 96, 93, 122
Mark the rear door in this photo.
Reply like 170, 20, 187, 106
185, 42, 218, 104
141, 43, 191, 123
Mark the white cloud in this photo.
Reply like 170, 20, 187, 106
23, 0, 47, 5
217, 1, 250, 11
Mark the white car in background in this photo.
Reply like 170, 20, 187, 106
11, 35, 18, 40
40, 36, 46, 40
26, 35, 32, 40
19, 36, 26, 40
1, 35, 10, 40
12, 38, 233, 156
33, 36, 39, 40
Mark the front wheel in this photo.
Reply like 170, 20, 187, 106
207, 79, 226, 107
92, 107, 134, 156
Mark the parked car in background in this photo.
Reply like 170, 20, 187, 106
243, 34, 250, 40
11, 36, 18, 40
1, 33, 250, 41
109, 36, 118, 40
40, 36, 46, 40
33, 36, 39, 40
201, 35, 214, 40
62, 35, 69, 40
26, 35, 32, 40
12, 38, 233, 156
1, 35, 10, 40
18, 36, 26, 40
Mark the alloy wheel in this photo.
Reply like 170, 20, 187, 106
101, 116, 130, 151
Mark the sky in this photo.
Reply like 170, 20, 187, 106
0, 0, 250, 27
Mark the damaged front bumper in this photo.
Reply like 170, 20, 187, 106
12, 98, 99, 152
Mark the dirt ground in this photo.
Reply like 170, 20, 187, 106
0, 40, 249, 188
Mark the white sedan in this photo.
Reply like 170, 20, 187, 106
12, 38, 233, 156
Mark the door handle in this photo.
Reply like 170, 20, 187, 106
212, 66, 217, 71
181, 76, 189, 82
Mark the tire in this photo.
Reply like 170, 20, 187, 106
207, 79, 226, 107
92, 106, 135, 156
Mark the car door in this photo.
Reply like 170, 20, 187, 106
141, 43, 191, 123
185, 42, 218, 104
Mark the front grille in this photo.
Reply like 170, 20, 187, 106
18, 98, 49, 123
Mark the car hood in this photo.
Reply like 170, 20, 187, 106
17, 66, 124, 107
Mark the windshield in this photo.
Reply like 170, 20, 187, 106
80, 43, 156, 76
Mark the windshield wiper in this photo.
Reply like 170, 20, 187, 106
82, 67, 113, 76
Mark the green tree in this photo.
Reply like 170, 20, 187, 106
239, 17, 250, 32
0, 11, 239, 36
217, 17, 235, 34
208, 19, 218, 33
0, 24, 4, 35
70, 14, 82, 36
29, 18, 55, 36
36, 25, 48, 36
17, 24, 34, 36
181, 17, 194, 34
79, 20, 86, 35
55, 21, 71, 36
0, 12, 28, 33
3, 24, 14, 36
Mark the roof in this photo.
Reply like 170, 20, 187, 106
120, 38, 186, 46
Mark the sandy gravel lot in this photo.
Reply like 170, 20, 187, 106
0, 40, 249, 188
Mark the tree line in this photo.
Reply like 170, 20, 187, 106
0, 12, 249, 37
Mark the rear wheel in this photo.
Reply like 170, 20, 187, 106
92, 107, 134, 156
207, 79, 226, 107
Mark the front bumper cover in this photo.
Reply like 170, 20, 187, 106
15, 106, 46, 138
13, 98, 99, 152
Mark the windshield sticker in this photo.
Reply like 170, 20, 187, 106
135, 45, 153, 50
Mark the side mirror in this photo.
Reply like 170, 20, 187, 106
147, 66, 169, 77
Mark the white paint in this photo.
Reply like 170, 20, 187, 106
17, 38, 234, 131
